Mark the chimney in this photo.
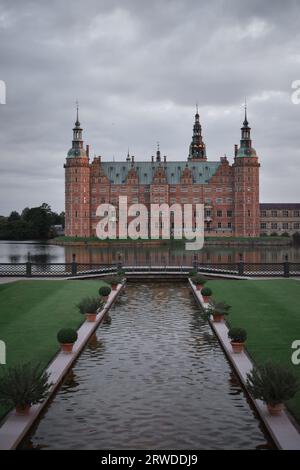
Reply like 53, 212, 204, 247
164, 155, 167, 163
234, 144, 238, 157
151, 155, 154, 163
131, 156, 134, 163
86, 144, 89, 157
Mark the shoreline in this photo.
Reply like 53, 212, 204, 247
49, 237, 292, 248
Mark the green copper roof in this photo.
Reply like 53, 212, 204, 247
101, 161, 221, 185
236, 147, 257, 158
67, 148, 87, 158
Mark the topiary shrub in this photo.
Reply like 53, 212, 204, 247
201, 287, 212, 297
99, 285, 112, 297
228, 327, 247, 343
77, 296, 102, 314
57, 328, 78, 344
0, 362, 52, 410
246, 361, 299, 406
192, 274, 207, 285
107, 275, 123, 285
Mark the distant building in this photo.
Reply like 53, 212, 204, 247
64, 106, 261, 238
260, 203, 300, 236
52, 224, 65, 236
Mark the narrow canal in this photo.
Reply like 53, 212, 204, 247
21, 283, 273, 450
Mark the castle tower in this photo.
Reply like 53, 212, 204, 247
64, 104, 91, 237
233, 106, 260, 237
188, 105, 207, 161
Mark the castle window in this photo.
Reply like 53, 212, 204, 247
228, 222, 232, 228
271, 210, 278, 217
217, 210, 222, 217
271, 223, 278, 229
227, 210, 233, 217
217, 222, 222, 228
283, 210, 289, 217
294, 210, 300, 217
283, 223, 289, 229
294, 223, 300, 229
216, 198, 223, 204
261, 223, 267, 229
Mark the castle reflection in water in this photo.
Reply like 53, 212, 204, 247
64, 243, 300, 266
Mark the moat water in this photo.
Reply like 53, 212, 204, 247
20, 283, 273, 450
0, 240, 299, 266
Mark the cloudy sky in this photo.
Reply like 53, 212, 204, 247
0, 0, 299, 215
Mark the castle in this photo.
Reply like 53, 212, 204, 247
64, 107, 260, 238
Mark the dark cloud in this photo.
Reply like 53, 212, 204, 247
0, 0, 300, 214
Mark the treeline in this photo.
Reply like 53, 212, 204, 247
0, 203, 65, 240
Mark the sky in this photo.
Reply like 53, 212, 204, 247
0, 0, 300, 215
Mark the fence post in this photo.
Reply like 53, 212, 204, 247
283, 254, 290, 278
71, 253, 77, 276
26, 252, 32, 277
26, 261, 32, 277
117, 261, 122, 272
238, 253, 244, 276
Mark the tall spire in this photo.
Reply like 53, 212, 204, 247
75, 100, 80, 127
235, 102, 257, 158
67, 103, 87, 158
243, 97, 248, 126
156, 141, 161, 162
188, 107, 207, 161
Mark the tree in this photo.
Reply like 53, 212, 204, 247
8, 211, 20, 222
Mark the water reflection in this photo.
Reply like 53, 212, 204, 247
0, 240, 299, 265
20, 283, 273, 450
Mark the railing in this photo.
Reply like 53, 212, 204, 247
0, 262, 119, 277
0, 261, 299, 277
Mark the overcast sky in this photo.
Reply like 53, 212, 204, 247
0, 0, 300, 215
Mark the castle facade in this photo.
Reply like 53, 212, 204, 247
64, 108, 260, 238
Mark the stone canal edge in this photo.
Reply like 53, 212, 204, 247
189, 279, 300, 450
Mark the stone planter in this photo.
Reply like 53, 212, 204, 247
203, 295, 211, 303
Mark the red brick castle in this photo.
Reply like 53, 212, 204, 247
64, 106, 260, 238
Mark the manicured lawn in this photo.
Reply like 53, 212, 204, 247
0, 279, 107, 420
208, 279, 300, 422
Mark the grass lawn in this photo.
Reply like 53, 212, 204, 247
208, 279, 300, 422
0, 279, 107, 420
